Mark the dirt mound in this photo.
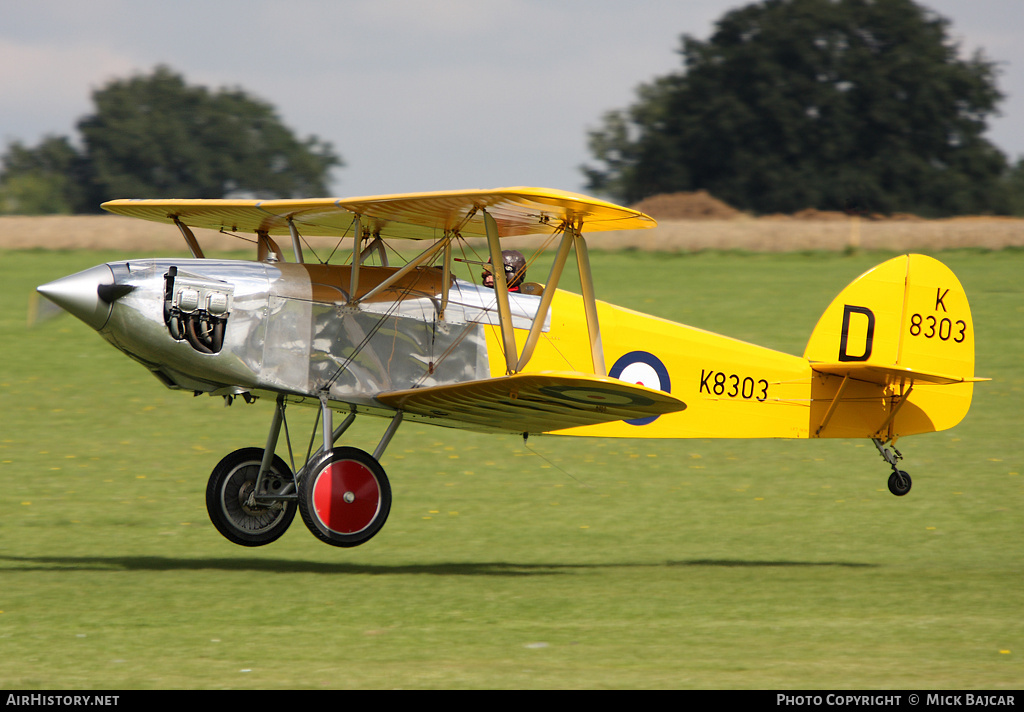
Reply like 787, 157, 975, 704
773, 208, 928, 221
630, 191, 743, 220
633, 191, 933, 222
788, 208, 849, 221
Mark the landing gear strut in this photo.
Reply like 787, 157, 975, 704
204, 393, 403, 547
873, 438, 912, 496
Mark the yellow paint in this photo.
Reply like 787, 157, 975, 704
377, 370, 686, 433
481, 254, 979, 440
102, 187, 655, 240
104, 189, 980, 444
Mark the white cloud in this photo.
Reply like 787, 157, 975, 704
0, 39, 134, 143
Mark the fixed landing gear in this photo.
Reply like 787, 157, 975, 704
297, 446, 392, 547
887, 469, 912, 497
204, 394, 402, 547
873, 438, 912, 497
205, 447, 297, 546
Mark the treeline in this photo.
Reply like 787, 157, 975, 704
582, 0, 1024, 218
0, 66, 341, 214
4, 1, 1024, 217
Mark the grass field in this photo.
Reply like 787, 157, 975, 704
1, 247, 1021, 689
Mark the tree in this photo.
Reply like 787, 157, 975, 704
582, 0, 1013, 216
0, 136, 89, 214
1, 66, 342, 213
1005, 159, 1024, 216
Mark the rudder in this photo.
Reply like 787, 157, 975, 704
804, 254, 980, 437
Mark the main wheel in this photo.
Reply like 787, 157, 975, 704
887, 470, 912, 497
298, 446, 391, 547
206, 447, 297, 546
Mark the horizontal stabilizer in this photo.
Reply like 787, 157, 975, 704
376, 371, 686, 434
811, 363, 989, 386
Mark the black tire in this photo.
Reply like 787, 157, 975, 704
887, 470, 912, 497
206, 447, 297, 546
298, 446, 391, 547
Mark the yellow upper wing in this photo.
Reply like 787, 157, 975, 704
101, 187, 656, 240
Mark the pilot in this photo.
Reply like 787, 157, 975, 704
482, 250, 527, 292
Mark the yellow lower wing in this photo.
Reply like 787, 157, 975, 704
375, 372, 686, 434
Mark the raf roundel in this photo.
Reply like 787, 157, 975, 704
609, 351, 672, 426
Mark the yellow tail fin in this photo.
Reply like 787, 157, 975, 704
804, 254, 982, 438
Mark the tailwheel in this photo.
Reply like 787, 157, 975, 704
872, 438, 913, 497
298, 446, 391, 547
887, 470, 912, 497
206, 447, 297, 546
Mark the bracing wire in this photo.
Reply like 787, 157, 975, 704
521, 434, 592, 489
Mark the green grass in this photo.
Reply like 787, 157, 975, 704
1, 247, 1021, 689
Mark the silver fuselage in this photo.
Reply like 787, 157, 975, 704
42, 258, 547, 415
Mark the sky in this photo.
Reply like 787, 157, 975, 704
2, 0, 1022, 198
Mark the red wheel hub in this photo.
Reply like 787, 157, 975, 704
311, 459, 381, 534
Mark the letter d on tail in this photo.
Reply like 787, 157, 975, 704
838, 305, 875, 362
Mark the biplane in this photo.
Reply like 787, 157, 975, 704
36, 187, 984, 548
